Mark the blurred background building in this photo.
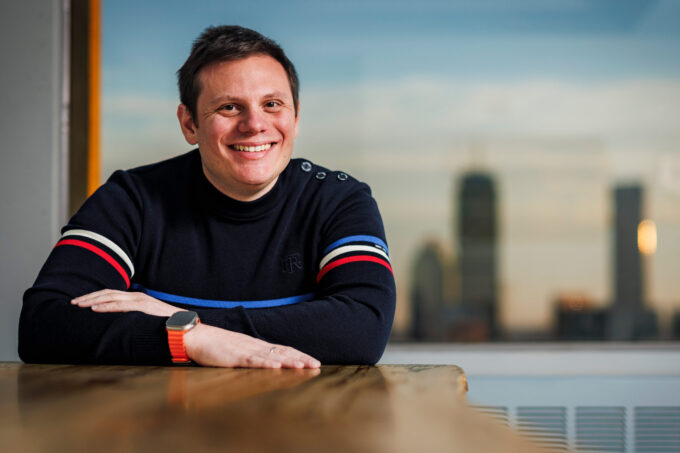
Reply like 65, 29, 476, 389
613, 185, 645, 313
608, 184, 658, 340
410, 240, 447, 341
410, 171, 499, 342
456, 172, 499, 340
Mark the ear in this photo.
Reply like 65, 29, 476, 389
293, 103, 300, 139
177, 104, 198, 145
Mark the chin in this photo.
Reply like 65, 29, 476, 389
235, 173, 276, 189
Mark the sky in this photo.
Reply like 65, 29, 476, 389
101, 0, 680, 333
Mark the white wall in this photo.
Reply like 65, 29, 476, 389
380, 343, 680, 375
0, 1, 68, 361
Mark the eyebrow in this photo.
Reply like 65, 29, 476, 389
207, 95, 240, 106
208, 91, 291, 106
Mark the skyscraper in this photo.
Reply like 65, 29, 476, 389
609, 183, 657, 340
410, 240, 446, 341
456, 172, 499, 338
613, 185, 643, 310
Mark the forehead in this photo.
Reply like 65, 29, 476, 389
197, 55, 292, 103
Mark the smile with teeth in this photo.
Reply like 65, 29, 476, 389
230, 143, 273, 152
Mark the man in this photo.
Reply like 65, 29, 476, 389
19, 26, 395, 367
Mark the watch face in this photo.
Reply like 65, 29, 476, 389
166, 311, 199, 331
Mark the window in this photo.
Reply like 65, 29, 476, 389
102, 0, 680, 343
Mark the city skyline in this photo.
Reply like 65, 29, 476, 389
410, 175, 664, 341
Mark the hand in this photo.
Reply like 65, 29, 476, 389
71, 289, 183, 317
184, 323, 321, 369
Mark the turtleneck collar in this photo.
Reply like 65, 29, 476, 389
192, 150, 291, 222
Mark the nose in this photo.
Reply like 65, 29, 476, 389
238, 108, 266, 134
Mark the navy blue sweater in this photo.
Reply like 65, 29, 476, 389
19, 151, 396, 365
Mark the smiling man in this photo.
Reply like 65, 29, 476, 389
19, 26, 396, 367
181, 54, 299, 202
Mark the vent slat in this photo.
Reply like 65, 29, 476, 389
634, 406, 680, 452
516, 406, 568, 450
470, 404, 680, 451
471, 405, 510, 426
575, 405, 626, 451
576, 425, 625, 430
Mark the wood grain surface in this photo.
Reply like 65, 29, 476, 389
0, 363, 544, 452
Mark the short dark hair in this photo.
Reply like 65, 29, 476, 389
177, 25, 300, 122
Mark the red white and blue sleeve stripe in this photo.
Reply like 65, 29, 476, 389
316, 235, 393, 283
54, 229, 135, 288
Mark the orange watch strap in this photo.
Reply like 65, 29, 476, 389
167, 319, 200, 364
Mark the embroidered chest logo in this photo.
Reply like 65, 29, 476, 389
281, 253, 304, 274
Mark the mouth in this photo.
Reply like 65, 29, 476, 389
229, 143, 274, 153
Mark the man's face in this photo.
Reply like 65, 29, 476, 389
178, 54, 299, 201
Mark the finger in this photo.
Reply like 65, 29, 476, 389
268, 346, 320, 369
274, 356, 305, 369
269, 348, 304, 368
299, 356, 321, 368
272, 345, 320, 368
73, 295, 113, 307
239, 354, 282, 369
75, 296, 126, 307
74, 289, 124, 300
71, 290, 104, 305
74, 291, 151, 308
72, 289, 127, 306
89, 301, 131, 312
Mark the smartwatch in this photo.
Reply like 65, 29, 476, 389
166, 311, 200, 364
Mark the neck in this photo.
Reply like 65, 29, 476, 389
201, 165, 278, 202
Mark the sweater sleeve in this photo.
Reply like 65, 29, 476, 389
18, 171, 172, 365
195, 184, 396, 365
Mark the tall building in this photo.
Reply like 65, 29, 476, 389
613, 185, 643, 310
456, 172, 499, 338
410, 240, 446, 341
608, 184, 658, 340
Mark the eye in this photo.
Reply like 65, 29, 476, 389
217, 104, 241, 116
216, 103, 242, 117
264, 101, 282, 110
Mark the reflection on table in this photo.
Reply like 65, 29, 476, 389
0, 363, 543, 452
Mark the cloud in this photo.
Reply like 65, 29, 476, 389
101, 77, 680, 326
104, 78, 680, 164
103, 94, 179, 116
299, 77, 680, 147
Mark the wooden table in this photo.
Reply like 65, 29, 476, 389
0, 363, 543, 452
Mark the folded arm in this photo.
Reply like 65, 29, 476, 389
19, 170, 395, 366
